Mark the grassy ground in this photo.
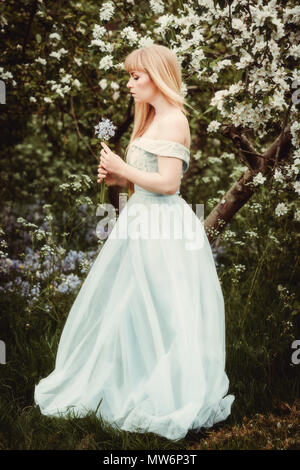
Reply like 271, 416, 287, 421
0, 393, 299, 450
186, 399, 300, 450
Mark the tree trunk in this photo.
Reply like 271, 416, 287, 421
204, 124, 292, 244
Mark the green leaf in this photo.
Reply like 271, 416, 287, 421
203, 106, 215, 115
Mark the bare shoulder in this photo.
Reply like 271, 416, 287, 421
157, 111, 191, 149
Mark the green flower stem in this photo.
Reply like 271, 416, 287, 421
100, 180, 106, 204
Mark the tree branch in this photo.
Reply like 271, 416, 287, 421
204, 124, 292, 243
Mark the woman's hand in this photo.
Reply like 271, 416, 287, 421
97, 164, 120, 186
97, 162, 108, 184
97, 162, 128, 188
99, 142, 126, 176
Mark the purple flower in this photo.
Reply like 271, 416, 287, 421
94, 118, 116, 140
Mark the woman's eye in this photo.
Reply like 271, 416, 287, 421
133, 77, 139, 80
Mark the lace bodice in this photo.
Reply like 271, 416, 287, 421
126, 137, 190, 195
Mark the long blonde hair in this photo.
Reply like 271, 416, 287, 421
123, 44, 190, 196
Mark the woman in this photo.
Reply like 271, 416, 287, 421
34, 44, 235, 441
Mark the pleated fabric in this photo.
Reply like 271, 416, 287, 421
34, 139, 235, 441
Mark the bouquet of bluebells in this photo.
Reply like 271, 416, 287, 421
94, 118, 117, 204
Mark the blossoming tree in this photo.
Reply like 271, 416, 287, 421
0, 0, 299, 243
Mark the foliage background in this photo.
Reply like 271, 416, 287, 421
0, 0, 299, 449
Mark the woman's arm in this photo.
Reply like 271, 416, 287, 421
99, 158, 176, 194
119, 158, 182, 195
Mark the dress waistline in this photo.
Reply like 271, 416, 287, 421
133, 184, 180, 198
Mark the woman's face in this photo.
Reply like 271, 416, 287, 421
126, 70, 158, 103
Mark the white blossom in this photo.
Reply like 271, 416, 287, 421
293, 149, 300, 161
99, 79, 108, 90
275, 202, 288, 217
49, 32, 61, 41
76, 25, 86, 34
250, 202, 262, 213
234, 264, 246, 273
228, 82, 243, 95
35, 57, 46, 65
231, 18, 245, 31
252, 172, 266, 186
293, 181, 300, 195
92, 24, 106, 40
61, 73, 72, 84
207, 120, 221, 132
208, 72, 219, 83
284, 163, 299, 179
98, 55, 114, 70
291, 121, 300, 148
245, 230, 258, 239
181, 82, 188, 97
190, 49, 206, 75
139, 37, 155, 47
0, 67, 13, 80
274, 168, 284, 182
210, 89, 230, 111
48, 80, 71, 98
236, 50, 253, 69
49, 48, 68, 60
89, 38, 114, 52
222, 229, 236, 240
288, 45, 300, 59
150, 0, 164, 14
74, 57, 82, 66
110, 81, 119, 90
270, 90, 286, 110
99, 2, 115, 22
72, 79, 81, 89
120, 27, 139, 45
0, 14, 8, 28
212, 59, 232, 73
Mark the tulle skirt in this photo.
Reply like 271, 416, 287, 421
34, 186, 235, 441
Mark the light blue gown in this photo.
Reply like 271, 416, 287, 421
34, 137, 235, 441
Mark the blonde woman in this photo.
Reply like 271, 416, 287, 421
34, 45, 235, 441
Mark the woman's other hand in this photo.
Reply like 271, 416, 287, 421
99, 142, 126, 175
97, 163, 117, 186
97, 163, 128, 187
